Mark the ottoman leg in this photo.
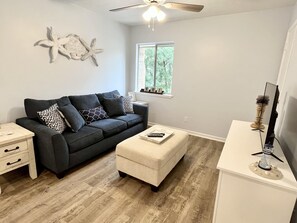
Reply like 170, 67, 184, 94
151, 185, 159, 192
118, 171, 127, 178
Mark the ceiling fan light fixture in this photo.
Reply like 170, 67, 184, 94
142, 4, 166, 31
142, 4, 166, 23
143, 10, 151, 21
157, 10, 166, 21
147, 5, 159, 18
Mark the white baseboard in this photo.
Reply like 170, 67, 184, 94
148, 122, 226, 143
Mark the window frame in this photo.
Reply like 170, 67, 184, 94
135, 42, 175, 94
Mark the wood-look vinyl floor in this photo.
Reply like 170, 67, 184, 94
0, 136, 223, 223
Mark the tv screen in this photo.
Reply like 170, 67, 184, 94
261, 82, 279, 147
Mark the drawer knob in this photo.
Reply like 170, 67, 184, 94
7, 159, 21, 166
4, 146, 20, 153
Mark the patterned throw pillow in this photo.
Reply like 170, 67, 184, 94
114, 94, 134, 113
37, 103, 67, 133
79, 105, 109, 124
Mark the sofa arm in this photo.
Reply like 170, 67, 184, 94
133, 104, 148, 128
16, 117, 69, 174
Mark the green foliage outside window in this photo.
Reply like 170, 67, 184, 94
144, 47, 155, 89
138, 44, 174, 94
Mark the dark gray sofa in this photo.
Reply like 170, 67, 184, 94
16, 90, 148, 178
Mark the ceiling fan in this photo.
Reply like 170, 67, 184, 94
110, 0, 204, 30
109, 0, 204, 13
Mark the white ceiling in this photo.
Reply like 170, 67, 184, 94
68, 0, 297, 26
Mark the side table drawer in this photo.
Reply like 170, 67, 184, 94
0, 140, 28, 158
0, 152, 29, 173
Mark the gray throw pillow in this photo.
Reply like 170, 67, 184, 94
37, 103, 67, 133
114, 94, 134, 113
58, 104, 85, 132
103, 97, 126, 117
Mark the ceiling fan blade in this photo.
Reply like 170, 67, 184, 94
163, 2, 204, 12
110, 4, 148, 12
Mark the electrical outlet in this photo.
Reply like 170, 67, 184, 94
184, 116, 188, 123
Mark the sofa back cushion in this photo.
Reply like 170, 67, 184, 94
96, 90, 120, 103
25, 96, 71, 119
69, 94, 100, 110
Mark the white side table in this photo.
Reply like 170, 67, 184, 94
0, 123, 37, 194
128, 92, 149, 106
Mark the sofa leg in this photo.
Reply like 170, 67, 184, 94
118, 171, 127, 178
56, 172, 65, 179
151, 185, 159, 192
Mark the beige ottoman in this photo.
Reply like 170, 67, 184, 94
116, 125, 189, 191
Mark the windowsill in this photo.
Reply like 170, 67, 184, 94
135, 92, 174, 99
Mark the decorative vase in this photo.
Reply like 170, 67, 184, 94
251, 103, 266, 130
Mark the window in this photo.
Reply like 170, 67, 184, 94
136, 43, 174, 94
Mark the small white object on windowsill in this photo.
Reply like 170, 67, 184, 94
128, 92, 137, 102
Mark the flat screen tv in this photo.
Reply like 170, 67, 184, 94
261, 82, 280, 147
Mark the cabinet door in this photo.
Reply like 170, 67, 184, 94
213, 172, 295, 223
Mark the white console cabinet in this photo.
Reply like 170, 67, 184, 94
213, 120, 297, 223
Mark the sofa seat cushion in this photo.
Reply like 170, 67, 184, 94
63, 126, 104, 153
88, 119, 127, 137
113, 114, 143, 127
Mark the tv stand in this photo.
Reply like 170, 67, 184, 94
212, 120, 297, 223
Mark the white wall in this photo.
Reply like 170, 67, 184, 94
0, 0, 130, 123
129, 7, 292, 140
289, 3, 297, 26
